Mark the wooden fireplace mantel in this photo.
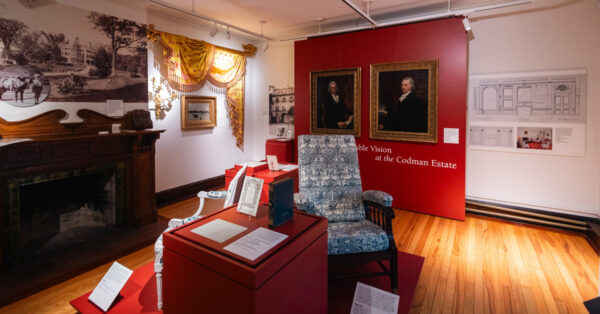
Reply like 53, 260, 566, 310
0, 109, 143, 139
0, 110, 164, 267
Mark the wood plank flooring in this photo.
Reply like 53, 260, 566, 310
396, 210, 598, 314
0, 198, 596, 314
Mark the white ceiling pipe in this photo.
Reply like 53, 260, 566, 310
283, 0, 532, 41
147, 0, 275, 41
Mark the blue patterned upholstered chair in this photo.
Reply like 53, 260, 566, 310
154, 165, 247, 310
294, 135, 398, 292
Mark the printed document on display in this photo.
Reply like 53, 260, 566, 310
224, 227, 287, 261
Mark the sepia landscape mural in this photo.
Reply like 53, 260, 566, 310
0, 3, 147, 107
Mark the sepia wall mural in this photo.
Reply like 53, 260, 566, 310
0, 4, 147, 107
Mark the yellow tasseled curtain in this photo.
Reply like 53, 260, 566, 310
159, 32, 247, 150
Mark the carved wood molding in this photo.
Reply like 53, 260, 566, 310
0, 110, 137, 139
76, 109, 130, 135
0, 110, 73, 139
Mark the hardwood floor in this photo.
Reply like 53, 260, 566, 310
396, 210, 598, 314
0, 198, 597, 314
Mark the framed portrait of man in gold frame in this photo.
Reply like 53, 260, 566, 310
310, 67, 361, 136
180, 95, 217, 130
370, 60, 438, 143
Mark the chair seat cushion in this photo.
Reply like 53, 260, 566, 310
327, 219, 389, 255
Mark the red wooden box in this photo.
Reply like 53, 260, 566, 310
225, 162, 269, 190
266, 138, 295, 163
162, 205, 327, 314
225, 163, 299, 204
234, 161, 269, 174
253, 165, 299, 204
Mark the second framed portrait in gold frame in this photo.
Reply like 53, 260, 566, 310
370, 60, 438, 143
310, 67, 361, 136
180, 95, 217, 130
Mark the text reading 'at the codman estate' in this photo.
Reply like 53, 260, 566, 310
357, 144, 457, 169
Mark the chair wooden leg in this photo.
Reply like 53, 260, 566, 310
156, 270, 163, 310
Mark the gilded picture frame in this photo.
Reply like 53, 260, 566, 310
180, 95, 217, 130
370, 60, 438, 143
310, 67, 361, 136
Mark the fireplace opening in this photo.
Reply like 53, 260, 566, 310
19, 171, 117, 260
4, 162, 126, 266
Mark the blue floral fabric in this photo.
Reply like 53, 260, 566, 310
297, 135, 364, 222
363, 190, 393, 207
327, 219, 389, 255
294, 192, 315, 214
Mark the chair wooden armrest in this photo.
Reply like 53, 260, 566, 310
363, 200, 397, 251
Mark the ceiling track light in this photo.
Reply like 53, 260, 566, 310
259, 20, 269, 52
341, 0, 378, 27
148, 0, 274, 40
462, 16, 471, 31
209, 22, 218, 37
316, 18, 325, 33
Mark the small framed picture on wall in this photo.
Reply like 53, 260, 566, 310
310, 67, 361, 136
370, 59, 438, 143
180, 95, 217, 130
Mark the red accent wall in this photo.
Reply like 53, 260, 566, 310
294, 18, 467, 220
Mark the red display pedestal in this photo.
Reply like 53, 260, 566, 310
162, 205, 328, 314
225, 163, 299, 204
266, 138, 295, 163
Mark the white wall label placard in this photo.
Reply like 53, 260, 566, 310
88, 261, 133, 312
350, 282, 399, 314
444, 128, 459, 144
106, 99, 124, 117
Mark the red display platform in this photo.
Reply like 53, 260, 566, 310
225, 163, 299, 204
162, 204, 328, 314
266, 138, 295, 163
71, 250, 424, 314
69, 262, 160, 314
329, 251, 425, 314
70, 252, 425, 314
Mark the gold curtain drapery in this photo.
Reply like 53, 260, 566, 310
154, 30, 253, 149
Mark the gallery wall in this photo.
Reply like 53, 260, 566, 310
466, 0, 600, 217
248, 42, 296, 161
295, 18, 468, 220
146, 13, 263, 192
0, 0, 266, 193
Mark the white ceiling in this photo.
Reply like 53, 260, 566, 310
146, 0, 531, 40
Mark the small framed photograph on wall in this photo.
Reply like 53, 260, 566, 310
370, 59, 438, 143
310, 67, 361, 136
180, 95, 217, 130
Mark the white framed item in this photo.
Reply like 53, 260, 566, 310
276, 125, 287, 138
266, 155, 280, 171
237, 176, 264, 217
